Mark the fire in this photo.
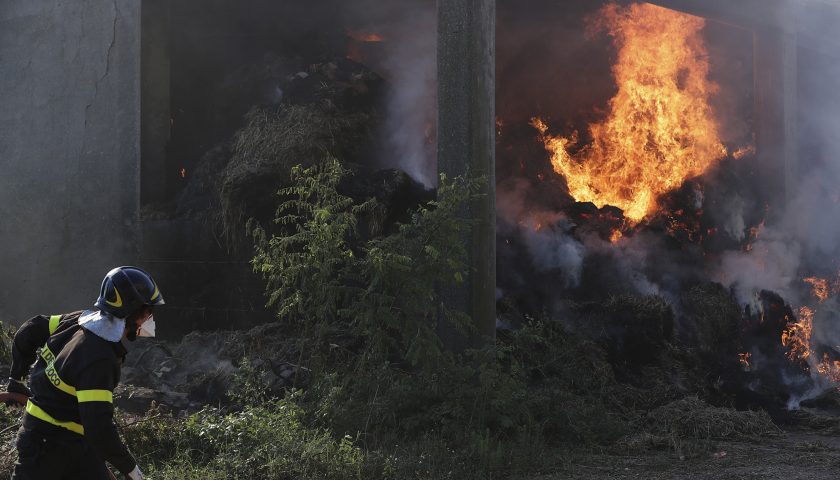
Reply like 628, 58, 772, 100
781, 303, 840, 387
732, 145, 756, 160
743, 215, 766, 252
816, 355, 840, 384
347, 29, 385, 43
804, 277, 830, 303
609, 229, 623, 244
180, 168, 187, 179
739, 352, 753, 371
781, 307, 814, 364
533, 3, 726, 223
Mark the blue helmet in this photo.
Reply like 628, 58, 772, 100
94, 266, 165, 319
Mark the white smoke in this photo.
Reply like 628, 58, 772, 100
720, 194, 747, 242
583, 231, 667, 298
521, 221, 586, 288
497, 178, 587, 288
712, 5, 840, 306
378, 4, 437, 187
715, 233, 802, 305
339, 0, 437, 187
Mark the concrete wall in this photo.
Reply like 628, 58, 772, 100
0, 0, 141, 324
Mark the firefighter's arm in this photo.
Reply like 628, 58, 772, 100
76, 359, 138, 477
9, 315, 53, 382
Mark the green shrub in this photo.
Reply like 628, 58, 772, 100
125, 400, 373, 480
250, 159, 478, 374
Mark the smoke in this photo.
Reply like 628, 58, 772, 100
337, 0, 437, 187
378, 6, 437, 187
716, 236, 802, 305
497, 178, 586, 289
713, 17, 840, 303
521, 223, 585, 288
584, 232, 668, 298
720, 195, 747, 242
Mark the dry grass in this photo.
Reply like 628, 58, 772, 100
220, 104, 373, 245
645, 396, 781, 440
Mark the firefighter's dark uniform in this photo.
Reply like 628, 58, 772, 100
10, 311, 136, 479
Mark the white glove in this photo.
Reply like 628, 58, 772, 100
127, 465, 144, 480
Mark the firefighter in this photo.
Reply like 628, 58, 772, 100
7, 266, 165, 480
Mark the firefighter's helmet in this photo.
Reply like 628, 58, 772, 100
94, 266, 165, 319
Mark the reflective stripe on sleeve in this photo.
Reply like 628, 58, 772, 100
48, 315, 61, 334
25, 400, 84, 435
76, 390, 113, 403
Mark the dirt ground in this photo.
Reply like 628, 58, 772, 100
531, 430, 840, 480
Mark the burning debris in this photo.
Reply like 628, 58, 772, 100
496, 0, 840, 415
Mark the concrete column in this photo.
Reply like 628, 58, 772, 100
0, 0, 142, 323
437, 0, 496, 345
141, 0, 171, 205
754, 22, 798, 209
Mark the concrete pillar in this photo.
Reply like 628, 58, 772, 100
140, 0, 171, 205
754, 22, 798, 209
0, 0, 142, 323
437, 0, 496, 345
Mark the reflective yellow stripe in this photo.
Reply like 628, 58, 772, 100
48, 315, 61, 334
45, 363, 76, 396
40, 345, 55, 365
25, 400, 84, 435
39, 346, 76, 397
77, 390, 113, 403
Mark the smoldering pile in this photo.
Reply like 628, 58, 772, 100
495, 0, 840, 413
161, 0, 437, 250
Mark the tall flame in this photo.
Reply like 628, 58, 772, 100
533, 3, 726, 223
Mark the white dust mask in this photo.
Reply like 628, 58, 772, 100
137, 316, 156, 338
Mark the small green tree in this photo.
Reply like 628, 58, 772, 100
250, 158, 480, 372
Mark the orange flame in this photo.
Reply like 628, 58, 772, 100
533, 3, 726, 223
347, 29, 385, 43
804, 277, 830, 303
782, 300, 840, 388
782, 307, 814, 364
732, 145, 756, 160
739, 352, 753, 371
816, 355, 840, 384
